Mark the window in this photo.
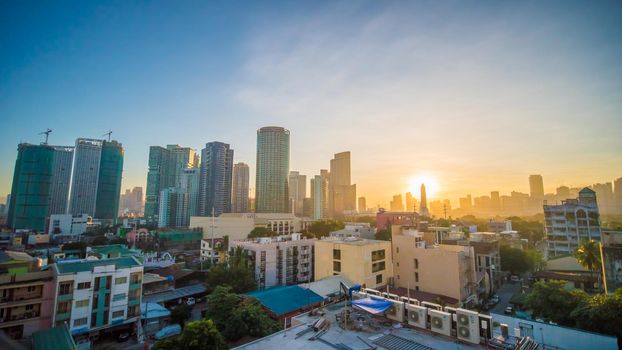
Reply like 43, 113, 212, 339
57, 301, 71, 314
112, 310, 124, 319
372, 261, 386, 273
415, 272, 419, 282
113, 293, 126, 302
115, 277, 127, 285
371, 249, 385, 261
75, 300, 89, 308
77, 282, 91, 290
25, 304, 34, 310
73, 318, 87, 327
59, 282, 73, 295
396, 247, 399, 253
27, 286, 36, 292
414, 259, 419, 269
376, 274, 383, 284
333, 249, 341, 260
333, 261, 341, 272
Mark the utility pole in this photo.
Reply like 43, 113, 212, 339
38, 128, 52, 144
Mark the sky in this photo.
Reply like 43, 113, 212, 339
1, 0, 621, 208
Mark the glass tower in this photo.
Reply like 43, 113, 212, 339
199, 142, 233, 216
255, 126, 290, 213
94, 140, 124, 221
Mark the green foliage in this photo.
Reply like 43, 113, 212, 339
574, 239, 601, 272
500, 246, 532, 274
307, 220, 345, 238
248, 227, 277, 238
375, 229, 391, 241
152, 319, 229, 350
506, 216, 544, 245
352, 216, 376, 227
205, 286, 241, 329
61, 241, 87, 252
91, 235, 109, 246
171, 304, 192, 326
570, 289, 622, 339
206, 247, 256, 293
526, 280, 588, 326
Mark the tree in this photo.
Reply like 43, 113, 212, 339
248, 227, 277, 238
375, 229, 391, 241
571, 288, 622, 346
205, 285, 241, 329
171, 304, 192, 326
307, 220, 345, 238
152, 319, 227, 350
574, 239, 602, 291
61, 241, 87, 252
206, 248, 256, 293
91, 235, 109, 246
223, 299, 280, 341
506, 216, 545, 245
499, 246, 531, 275
526, 280, 588, 326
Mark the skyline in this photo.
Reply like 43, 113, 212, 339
2, 1, 622, 207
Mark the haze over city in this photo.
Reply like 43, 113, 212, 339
2, 1, 621, 207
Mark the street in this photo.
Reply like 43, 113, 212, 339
489, 281, 522, 315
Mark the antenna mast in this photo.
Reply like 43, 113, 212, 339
38, 128, 52, 144
103, 130, 112, 142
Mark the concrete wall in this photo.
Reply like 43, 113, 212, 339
491, 313, 618, 350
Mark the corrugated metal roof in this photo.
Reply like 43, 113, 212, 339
32, 325, 77, 350
142, 284, 207, 303
56, 256, 142, 273
245, 285, 323, 316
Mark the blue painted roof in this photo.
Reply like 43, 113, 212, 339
32, 325, 78, 350
245, 285, 323, 316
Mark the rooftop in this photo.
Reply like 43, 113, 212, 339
32, 325, 77, 350
55, 256, 142, 274
142, 284, 207, 304
245, 285, 324, 317
318, 236, 389, 246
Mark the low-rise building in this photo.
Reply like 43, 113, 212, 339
329, 223, 375, 240
200, 238, 226, 263
48, 214, 92, 238
190, 213, 302, 240
231, 233, 314, 289
391, 226, 479, 307
51, 257, 143, 342
315, 236, 392, 289
0, 251, 55, 340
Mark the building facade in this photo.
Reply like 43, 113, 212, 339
51, 257, 143, 341
328, 152, 356, 218
232, 234, 314, 289
544, 188, 601, 256
49, 146, 74, 215
158, 187, 189, 228
310, 174, 328, 220
7, 144, 55, 232
255, 126, 290, 213
94, 140, 124, 221
232, 162, 250, 213
199, 142, 234, 216
48, 214, 92, 237
288, 171, 306, 217
315, 237, 392, 289
179, 168, 200, 217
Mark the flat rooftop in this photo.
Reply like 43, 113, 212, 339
234, 302, 483, 350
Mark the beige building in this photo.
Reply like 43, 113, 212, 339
315, 237, 392, 289
392, 226, 479, 307
190, 212, 302, 240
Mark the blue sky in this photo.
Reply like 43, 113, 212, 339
1, 1, 621, 207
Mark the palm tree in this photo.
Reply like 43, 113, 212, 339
574, 239, 601, 291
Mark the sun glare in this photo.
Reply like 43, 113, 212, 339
409, 175, 439, 199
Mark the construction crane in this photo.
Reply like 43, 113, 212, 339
38, 128, 52, 144
103, 130, 112, 142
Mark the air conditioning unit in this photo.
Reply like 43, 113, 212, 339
384, 299, 404, 323
405, 303, 427, 329
421, 301, 442, 311
428, 309, 451, 336
443, 306, 458, 337
479, 314, 493, 341
456, 308, 481, 344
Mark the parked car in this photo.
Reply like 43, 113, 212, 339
154, 324, 182, 340
504, 306, 514, 315
510, 275, 520, 282
116, 331, 130, 342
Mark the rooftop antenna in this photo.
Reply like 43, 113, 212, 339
38, 128, 52, 144
103, 130, 112, 142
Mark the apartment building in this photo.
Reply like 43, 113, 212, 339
231, 233, 314, 289
0, 251, 55, 340
391, 226, 479, 307
190, 213, 302, 240
50, 257, 143, 342
315, 236, 392, 289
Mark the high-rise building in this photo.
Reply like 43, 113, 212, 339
490, 191, 501, 212
405, 192, 417, 213
556, 186, 570, 200
255, 126, 290, 213
614, 177, 622, 213
310, 173, 328, 220
7, 143, 55, 231
390, 194, 404, 212
591, 182, 614, 214
419, 184, 429, 217
544, 187, 601, 256
328, 152, 356, 218
145, 145, 198, 223
288, 171, 306, 216
180, 168, 200, 217
232, 162, 250, 213
158, 187, 189, 228
529, 175, 545, 211
358, 196, 367, 212
459, 195, 472, 212
48, 146, 74, 215
199, 142, 234, 216
67, 138, 124, 222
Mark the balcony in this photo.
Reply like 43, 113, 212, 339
128, 298, 140, 307
129, 282, 142, 290
56, 312, 71, 321
0, 310, 41, 325
57, 293, 73, 302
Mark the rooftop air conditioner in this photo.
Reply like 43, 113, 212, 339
456, 308, 481, 344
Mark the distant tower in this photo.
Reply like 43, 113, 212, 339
255, 126, 290, 213
420, 184, 430, 217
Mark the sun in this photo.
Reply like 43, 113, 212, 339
408, 174, 439, 199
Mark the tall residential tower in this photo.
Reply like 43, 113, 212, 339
232, 162, 250, 213
199, 142, 234, 216
255, 127, 290, 213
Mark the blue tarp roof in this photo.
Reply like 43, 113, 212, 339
245, 285, 323, 316
352, 297, 393, 314
141, 302, 171, 320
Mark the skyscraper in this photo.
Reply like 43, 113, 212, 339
529, 175, 545, 211
420, 184, 429, 217
358, 196, 367, 212
199, 142, 234, 216
288, 171, 307, 216
48, 146, 74, 215
405, 192, 417, 212
180, 168, 200, 217
232, 162, 250, 213
390, 194, 404, 211
328, 151, 356, 218
7, 143, 55, 231
310, 173, 328, 220
68, 138, 124, 222
158, 187, 189, 228
255, 126, 290, 213
145, 145, 198, 223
